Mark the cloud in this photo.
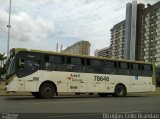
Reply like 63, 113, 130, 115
0, 0, 160, 55
0, 9, 54, 42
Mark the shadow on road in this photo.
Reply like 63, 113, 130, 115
3, 94, 149, 101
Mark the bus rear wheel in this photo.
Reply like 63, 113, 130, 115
39, 83, 56, 99
114, 84, 126, 97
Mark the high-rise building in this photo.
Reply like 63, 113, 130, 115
95, 47, 111, 57
124, 1, 137, 60
124, 1, 145, 61
141, 2, 160, 62
62, 40, 90, 55
110, 1, 160, 62
110, 20, 125, 59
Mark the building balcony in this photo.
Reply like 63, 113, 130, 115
144, 40, 149, 44
144, 56, 149, 59
155, 53, 160, 58
156, 44, 160, 48
156, 41, 160, 45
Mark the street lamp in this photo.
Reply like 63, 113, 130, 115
7, 0, 12, 58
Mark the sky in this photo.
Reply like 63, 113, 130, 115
0, 0, 159, 55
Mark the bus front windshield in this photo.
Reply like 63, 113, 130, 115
6, 57, 15, 78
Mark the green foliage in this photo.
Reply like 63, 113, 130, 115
0, 53, 7, 75
0, 67, 6, 75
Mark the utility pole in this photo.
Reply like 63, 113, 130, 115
7, 0, 12, 58
56, 43, 59, 52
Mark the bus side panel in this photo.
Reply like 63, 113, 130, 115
107, 75, 131, 93
6, 77, 18, 92
23, 71, 42, 92
42, 71, 68, 93
130, 76, 155, 92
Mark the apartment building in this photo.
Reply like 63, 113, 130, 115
141, 2, 160, 62
62, 41, 90, 55
110, 20, 125, 59
95, 47, 111, 57
110, 1, 160, 63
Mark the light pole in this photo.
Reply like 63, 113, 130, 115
7, 0, 12, 58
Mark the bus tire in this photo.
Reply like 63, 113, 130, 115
98, 93, 108, 97
31, 92, 41, 98
114, 84, 126, 97
39, 83, 56, 99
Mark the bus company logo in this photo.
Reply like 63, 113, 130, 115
67, 74, 73, 80
67, 73, 81, 81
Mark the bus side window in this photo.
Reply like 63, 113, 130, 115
66, 57, 84, 72
103, 61, 117, 74
26, 60, 40, 71
142, 64, 152, 76
45, 55, 49, 70
118, 62, 129, 75
66, 57, 72, 71
86, 59, 102, 73
71, 57, 85, 72
130, 63, 141, 76
45, 55, 65, 71
19, 59, 40, 71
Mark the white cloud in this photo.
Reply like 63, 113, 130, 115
0, 0, 159, 55
0, 9, 54, 42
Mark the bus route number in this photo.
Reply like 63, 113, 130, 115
94, 76, 109, 81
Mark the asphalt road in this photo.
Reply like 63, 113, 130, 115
0, 95, 160, 119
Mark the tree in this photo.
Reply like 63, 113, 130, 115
0, 53, 6, 68
0, 53, 7, 76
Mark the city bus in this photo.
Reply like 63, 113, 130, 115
5, 48, 156, 98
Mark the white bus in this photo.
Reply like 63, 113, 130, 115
5, 48, 156, 98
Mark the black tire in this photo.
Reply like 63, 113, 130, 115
114, 84, 126, 97
98, 93, 108, 97
39, 83, 56, 99
31, 92, 41, 98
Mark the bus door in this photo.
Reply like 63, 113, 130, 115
67, 82, 80, 92
17, 78, 25, 91
17, 53, 43, 92
130, 64, 153, 92
17, 72, 41, 92
130, 63, 143, 92
131, 76, 143, 92
24, 59, 42, 91
80, 81, 86, 92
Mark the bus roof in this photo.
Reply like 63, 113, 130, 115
12, 48, 153, 65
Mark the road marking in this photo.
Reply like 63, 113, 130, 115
47, 114, 100, 118
34, 100, 98, 104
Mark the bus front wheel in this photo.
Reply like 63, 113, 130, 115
39, 83, 56, 99
114, 84, 126, 97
